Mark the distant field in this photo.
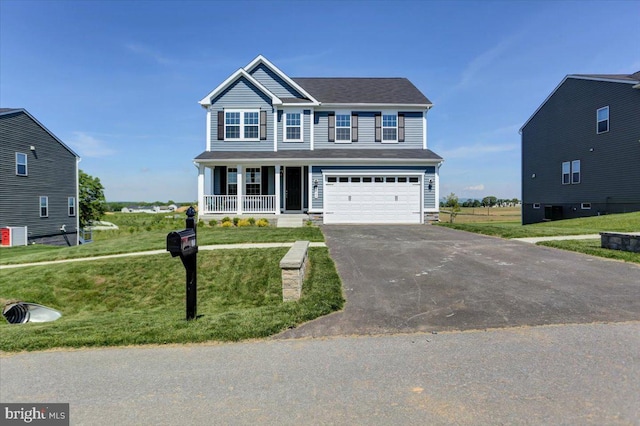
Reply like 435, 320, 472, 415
440, 206, 521, 224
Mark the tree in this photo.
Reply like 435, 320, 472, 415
443, 192, 461, 223
482, 196, 498, 207
79, 170, 106, 228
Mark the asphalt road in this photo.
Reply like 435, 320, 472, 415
1, 323, 638, 425
278, 225, 640, 338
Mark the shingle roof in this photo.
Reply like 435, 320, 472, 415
571, 71, 640, 83
292, 78, 432, 105
195, 149, 442, 162
0, 108, 20, 114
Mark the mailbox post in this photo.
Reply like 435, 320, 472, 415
166, 207, 198, 320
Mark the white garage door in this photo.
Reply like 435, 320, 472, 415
323, 175, 422, 224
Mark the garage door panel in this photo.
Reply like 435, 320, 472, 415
324, 175, 422, 224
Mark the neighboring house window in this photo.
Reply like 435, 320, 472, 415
382, 114, 397, 142
284, 112, 302, 141
227, 168, 238, 195
245, 167, 261, 195
335, 114, 351, 142
224, 110, 260, 140
39, 196, 48, 217
16, 152, 27, 176
68, 197, 76, 216
533, 203, 541, 209
597, 106, 609, 134
581, 203, 591, 210
572, 160, 581, 184
562, 161, 571, 184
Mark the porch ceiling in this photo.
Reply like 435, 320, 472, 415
194, 149, 443, 164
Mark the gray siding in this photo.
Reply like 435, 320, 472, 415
248, 63, 303, 99
522, 78, 640, 224
277, 109, 311, 151
209, 77, 274, 152
0, 111, 78, 243
314, 111, 424, 149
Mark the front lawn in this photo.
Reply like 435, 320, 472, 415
0, 247, 343, 352
538, 239, 640, 264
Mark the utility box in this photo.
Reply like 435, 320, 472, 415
166, 229, 197, 257
1, 227, 28, 247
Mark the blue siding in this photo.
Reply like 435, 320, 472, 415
248, 63, 303, 99
209, 77, 274, 152
314, 110, 424, 149
277, 109, 311, 151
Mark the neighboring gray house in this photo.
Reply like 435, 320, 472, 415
520, 72, 640, 225
195, 55, 443, 224
0, 108, 80, 245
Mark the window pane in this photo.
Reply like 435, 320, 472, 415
226, 126, 240, 138
383, 128, 397, 141
336, 114, 350, 127
374, 177, 384, 183
597, 107, 608, 121
351, 177, 361, 183
336, 128, 350, 141
226, 112, 240, 124
398, 177, 407, 183
286, 113, 300, 126
363, 177, 372, 183
244, 126, 258, 139
339, 177, 349, 183
386, 177, 396, 183
382, 115, 396, 127
244, 112, 259, 125
327, 177, 337, 183
286, 127, 301, 140
598, 120, 608, 133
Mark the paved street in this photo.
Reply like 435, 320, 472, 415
1, 322, 639, 425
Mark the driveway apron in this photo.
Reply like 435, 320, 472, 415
277, 225, 640, 338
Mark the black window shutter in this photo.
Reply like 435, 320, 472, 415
261, 166, 268, 195
260, 110, 267, 140
220, 166, 227, 195
217, 111, 224, 140
328, 113, 335, 142
398, 113, 405, 142
374, 113, 382, 142
351, 113, 358, 142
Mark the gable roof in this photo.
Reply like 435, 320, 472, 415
0, 108, 80, 158
293, 77, 432, 106
199, 55, 432, 108
520, 71, 640, 133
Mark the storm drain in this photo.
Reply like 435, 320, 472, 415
2, 302, 62, 324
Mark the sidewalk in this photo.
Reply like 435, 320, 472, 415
512, 234, 601, 244
0, 242, 327, 270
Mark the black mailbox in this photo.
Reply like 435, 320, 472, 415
167, 229, 197, 257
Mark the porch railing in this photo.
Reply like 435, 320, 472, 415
203, 195, 276, 214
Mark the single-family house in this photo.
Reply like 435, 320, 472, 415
195, 55, 443, 224
520, 71, 640, 225
0, 108, 80, 245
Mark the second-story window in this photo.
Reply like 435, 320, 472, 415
225, 110, 260, 140
562, 161, 571, 184
39, 196, 49, 217
572, 160, 581, 184
285, 112, 302, 141
597, 106, 609, 134
382, 114, 397, 142
16, 152, 28, 176
335, 114, 351, 142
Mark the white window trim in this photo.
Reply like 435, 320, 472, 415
562, 161, 571, 185
571, 160, 581, 184
533, 203, 541, 209
16, 152, 28, 176
581, 203, 591, 210
596, 106, 609, 134
39, 196, 49, 218
334, 111, 351, 143
283, 110, 303, 142
381, 111, 398, 144
224, 109, 260, 141
245, 167, 261, 196
68, 197, 76, 217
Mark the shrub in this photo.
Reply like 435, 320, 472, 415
256, 218, 270, 227
237, 219, 251, 227
233, 217, 240, 226
247, 217, 256, 225
209, 219, 218, 227
222, 216, 231, 223
221, 221, 234, 228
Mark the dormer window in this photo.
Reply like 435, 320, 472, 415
597, 106, 609, 134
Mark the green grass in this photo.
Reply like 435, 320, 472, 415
437, 211, 640, 239
1, 214, 324, 265
538, 239, 640, 264
0, 247, 343, 352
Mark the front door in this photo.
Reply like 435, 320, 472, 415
285, 167, 302, 211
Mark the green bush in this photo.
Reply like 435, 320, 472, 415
248, 217, 256, 225
233, 217, 240, 226
209, 219, 218, 227
237, 219, 252, 227
222, 216, 231, 223
257, 218, 270, 227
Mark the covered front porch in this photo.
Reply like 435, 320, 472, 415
197, 164, 309, 215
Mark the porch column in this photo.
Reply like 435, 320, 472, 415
210, 166, 215, 196
197, 163, 205, 216
275, 165, 281, 215
237, 165, 243, 215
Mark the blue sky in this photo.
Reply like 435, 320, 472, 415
2, 0, 639, 202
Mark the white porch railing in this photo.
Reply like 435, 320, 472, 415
203, 195, 276, 214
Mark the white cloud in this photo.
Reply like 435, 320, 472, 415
68, 132, 116, 158
464, 184, 485, 191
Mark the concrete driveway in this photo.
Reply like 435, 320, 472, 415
278, 225, 640, 338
